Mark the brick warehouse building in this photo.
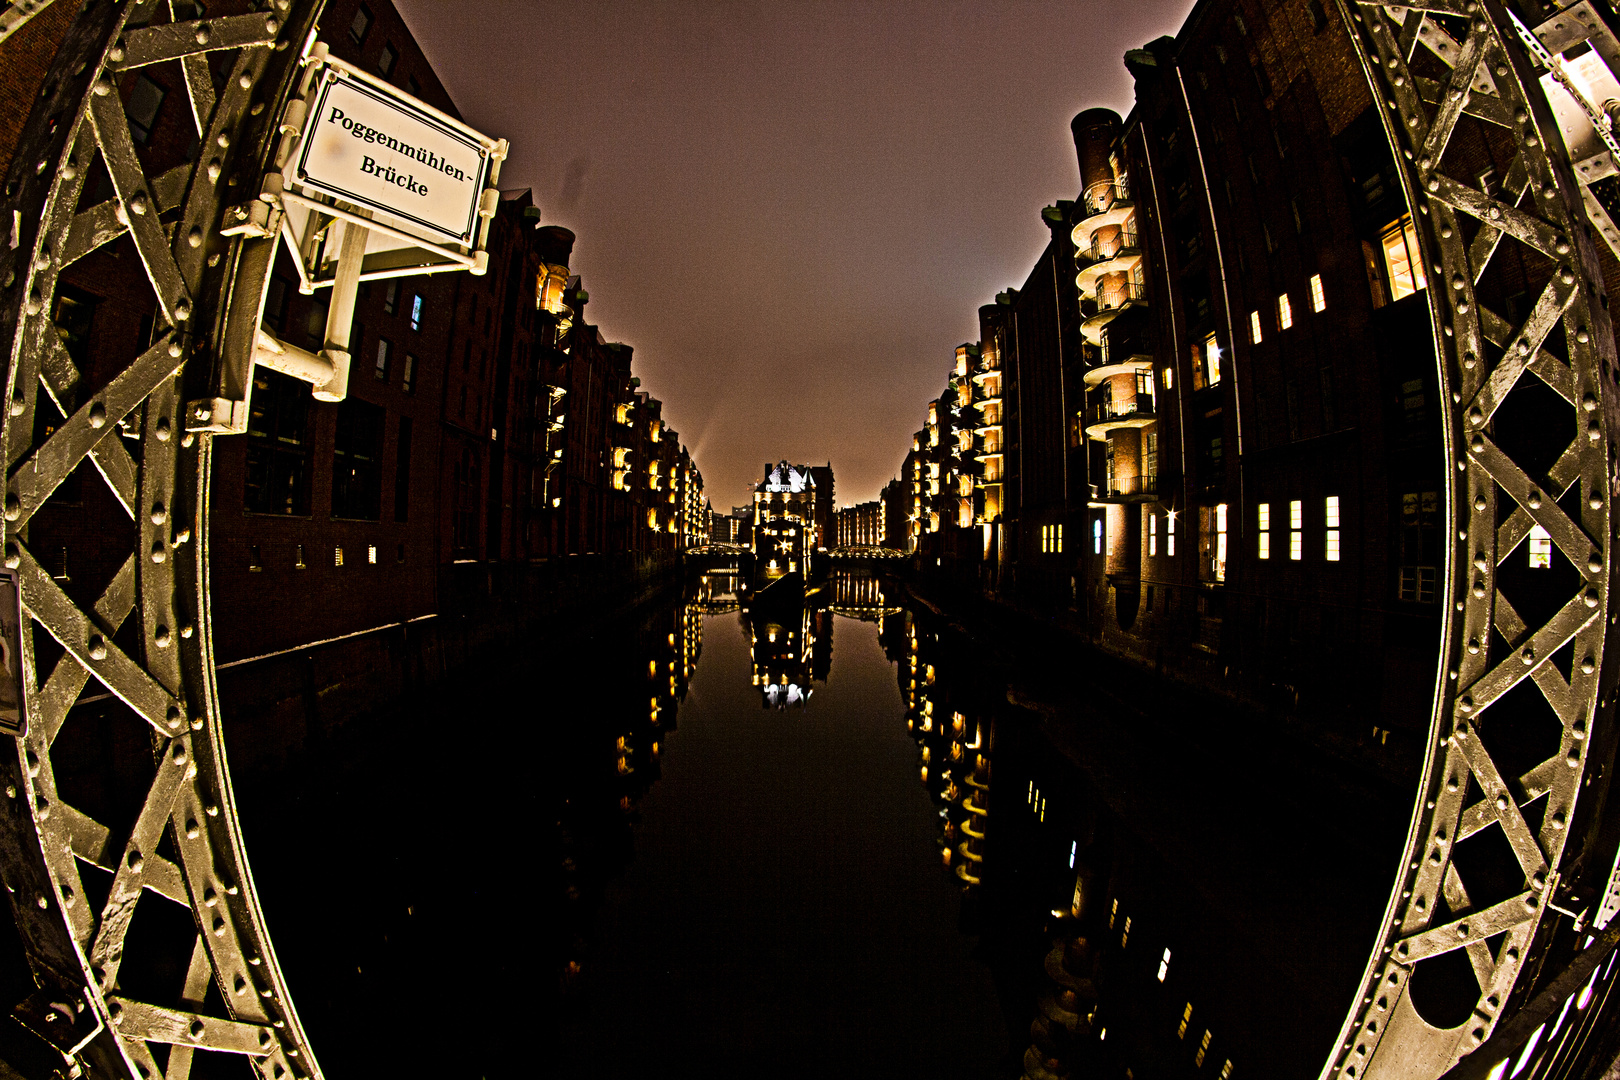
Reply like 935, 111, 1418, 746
887, 0, 1471, 764
1, 0, 709, 667
874, 0, 1620, 1073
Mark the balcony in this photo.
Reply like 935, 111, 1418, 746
1085, 396, 1156, 441
971, 353, 1002, 383
1075, 229, 1143, 294
1081, 280, 1148, 345
1071, 179, 1136, 252
1090, 473, 1158, 503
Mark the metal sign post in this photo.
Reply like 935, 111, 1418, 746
194, 38, 509, 434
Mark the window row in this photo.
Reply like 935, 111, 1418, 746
1257, 497, 1339, 562
1248, 274, 1326, 343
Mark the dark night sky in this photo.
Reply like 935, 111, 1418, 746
394, 0, 1196, 508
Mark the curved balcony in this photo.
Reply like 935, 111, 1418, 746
1075, 244, 1143, 294
1071, 180, 1136, 252
1083, 355, 1153, 388
1088, 473, 1158, 504
1085, 398, 1156, 441
1080, 281, 1148, 345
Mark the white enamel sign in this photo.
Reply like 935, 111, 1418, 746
292, 69, 490, 247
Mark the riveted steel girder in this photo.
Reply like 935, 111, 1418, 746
0, 2, 327, 1077
1326, 1, 1620, 1078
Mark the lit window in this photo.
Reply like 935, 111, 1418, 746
1163, 365, 1174, 390
1290, 499, 1302, 560
1197, 1030, 1212, 1067
1530, 524, 1552, 568
1205, 332, 1222, 385
1056, 524, 1063, 552
1249, 310, 1262, 343
1310, 273, 1326, 312
374, 337, 390, 381
1277, 292, 1293, 329
1094, 517, 1103, 555
1158, 948, 1171, 982
1325, 495, 1341, 562
1258, 502, 1270, 560
1122, 916, 1131, 947
367, 544, 377, 564
1179, 1003, 1193, 1039
1382, 215, 1427, 300
1150, 513, 1158, 556
1069, 840, 1077, 868
334, 547, 344, 567
1215, 503, 1227, 582
1168, 512, 1176, 556
410, 294, 423, 331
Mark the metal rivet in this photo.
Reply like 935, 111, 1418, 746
126, 849, 143, 872
88, 636, 107, 661
185, 818, 200, 839
154, 625, 171, 648
155, 417, 171, 441
151, 502, 167, 525
151, 542, 166, 564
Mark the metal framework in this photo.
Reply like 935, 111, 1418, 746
1327, 0, 1620, 1077
0, 1, 326, 1077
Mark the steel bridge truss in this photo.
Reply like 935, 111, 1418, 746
4, 0, 1620, 1079
1328, 0, 1620, 1077
0, 1, 326, 1077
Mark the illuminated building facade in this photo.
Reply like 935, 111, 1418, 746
751, 461, 823, 577
835, 500, 885, 548
8, 0, 708, 668
886, 0, 1461, 765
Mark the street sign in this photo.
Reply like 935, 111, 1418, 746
291, 66, 491, 248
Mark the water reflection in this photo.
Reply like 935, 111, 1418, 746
240, 565, 1391, 1078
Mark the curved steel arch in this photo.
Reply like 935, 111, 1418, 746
1325, 1, 1620, 1077
0, 1, 327, 1077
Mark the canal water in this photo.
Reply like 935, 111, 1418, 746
235, 567, 1402, 1079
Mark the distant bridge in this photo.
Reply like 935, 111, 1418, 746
828, 545, 908, 560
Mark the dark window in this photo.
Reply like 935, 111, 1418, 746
383, 280, 398, 315
459, 384, 467, 418
453, 450, 478, 555
1308, 0, 1329, 32
394, 416, 412, 522
375, 337, 391, 381
52, 286, 98, 370
379, 43, 398, 77
407, 76, 422, 97
332, 399, 384, 520
1398, 491, 1440, 602
1215, 43, 1228, 63
410, 293, 422, 330
463, 340, 472, 370
1292, 198, 1305, 234
127, 75, 166, 143
1320, 367, 1338, 429
1234, 10, 1249, 35
349, 5, 372, 45
1252, 61, 1271, 97
403, 353, 416, 394
263, 275, 290, 334
306, 293, 330, 345
244, 370, 312, 515
1271, 120, 1286, 158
